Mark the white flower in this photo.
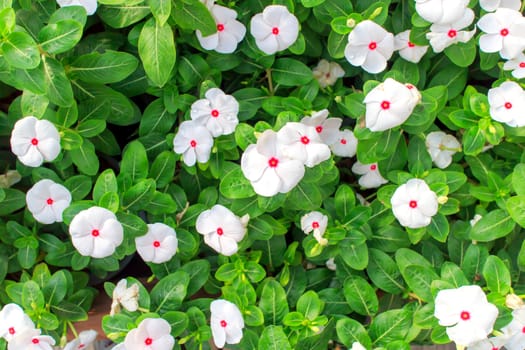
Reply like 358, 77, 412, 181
329, 129, 358, 157
124, 318, 174, 350
480, 0, 522, 12
10, 116, 61, 167
300, 109, 342, 146
190, 88, 239, 137
135, 223, 178, 264
8, 328, 55, 350
0, 304, 35, 342
425, 131, 461, 169
26, 179, 71, 224
69, 206, 124, 259
210, 299, 244, 348
391, 178, 438, 228
110, 280, 140, 316
470, 214, 483, 227
351, 161, 388, 189
503, 53, 525, 79
241, 129, 305, 197
250, 5, 299, 55
364, 78, 420, 132
173, 120, 214, 166
501, 308, 525, 349
434, 285, 499, 346
196, 204, 248, 256
426, 9, 477, 53
64, 330, 98, 350
277, 122, 331, 168
196, 5, 246, 54
344, 20, 394, 74
312, 59, 345, 88
478, 8, 525, 59
56, 0, 97, 15
415, 0, 469, 25
394, 30, 429, 63
488, 81, 525, 127
325, 257, 337, 271
300, 211, 328, 245
350, 342, 367, 350
467, 337, 508, 350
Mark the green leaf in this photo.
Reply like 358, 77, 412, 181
259, 279, 289, 325
2, 31, 40, 69
70, 51, 139, 84
42, 270, 68, 306
138, 17, 176, 87
428, 64, 467, 100
172, 0, 216, 36
21, 90, 49, 118
462, 126, 485, 156
149, 0, 171, 26
369, 308, 412, 346
258, 326, 292, 350
122, 178, 156, 211
120, 140, 149, 183
163, 311, 189, 337
272, 58, 313, 86
427, 213, 450, 242
41, 56, 74, 107
70, 139, 99, 176
180, 260, 210, 297
220, 164, 256, 199
22, 280, 45, 310
339, 241, 369, 270
296, 290, 323, 320
367, 248, 405, 294
149, 151, 176, 188
93, 169, 118, 203
0, 188, 26, 215
77, 119, 106, 138
343, 275, 378, 316
470, 209, 515, 241
327, 31, 346, 59
51, 301, 88, 321
0, 7, 15, 37
97, 3, 151, 29
336, 317, 372, 348
151, 271, 190, 313
334, 184, 355, 219
444, 39, 476, 67
117, 212, 148, 238
483, 255, 511, 294
61, 129, 83, 151
512, 164, 525, 196
285, 181, 323, 211
146, 192, 177, 214
139, 98, 176, 136
38, 20, 83, 54
401, 265, 439, 302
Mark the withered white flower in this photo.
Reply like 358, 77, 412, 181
210, 299, 245, 348
110, 280, 140, 316
391, 178, 438, 228
312, 59, 345, 88
196, 5, 246, 54
135, 223, 178, 264
250, 5, 299, 55
425, 131, 461, 169
26, 179, 72, 224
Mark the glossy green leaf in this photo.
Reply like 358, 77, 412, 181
70, 51, 138, 84
2, 31, 40, 69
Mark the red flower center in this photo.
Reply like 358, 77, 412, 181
217, 227, 224, 236
500, 28, 509, 36
315, 126, 323, 133
144, 338, 153, 346
8, 327, 15, 335
46, 198, 54, 205
301, 136, 310, 145
312, 221, 319, 229
447, 29, 457, 38
91, 229, 100, 237
505, 102, 512, 109
211, 109, 219, 117
406, 84, 414, 90
370, 164, 377, 171
520, 62, 525, 68
409, 200, 418, 208
325, 73, 331, 78
340, 139, 347, 145
268, 157, 279, 168
217, 24, 224, 32
31, 138, 38, 145
32, 339, 39, 344
522, 326, 525, 333
407, 41, 415, 48
79, 345, 85, 349
368, 41, 377, 50
460, 311, 470, 320
190, 140, 197, 148
153, 241, 160, 248
381, 101, 390, 110
272, 27, 279, 35
220, 320, 227, 327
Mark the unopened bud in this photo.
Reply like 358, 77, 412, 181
346, 18, 356, 28
506, 293, 524, 309
437, 195, 448, 205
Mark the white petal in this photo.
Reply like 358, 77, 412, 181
18, 146, 44, 167
274, 159, 305, 193
362, 50, 388, 73
251, 168, 282, 197
196, 31, 219, 51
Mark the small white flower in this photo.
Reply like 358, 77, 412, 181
488, 81, 525, 127
124, 318, 175, 350
64, 330, 97, 350
69, 206, 124, 259
277, 122, 331, 168
8, 328, 55, 350
391, 178, 438, 228
250, 5, 299, 55
501, 307, 525, 349
196, 5, 246, 54
190, 88, 239, 137
478, 8, 525, 59
56, 0, 97, 15
0, 304, 35, 342
480, 0, 522, 12
434, 285, 499, 346
300, 109, 342, 146
470, 214, 483, 227
312, 59, 345, 88
415, 0, 469, 25
241, 129, 305, 197
196, 204, 248, 256
110, 280, 140, 316
351, 161, 388, 189
135, 223, 178, 264
364, 78, 420, 132
425, 131, 461, 169
26, 179, 71, 224
10, 116, 61, 168
325, 257, 337, 271
301, 211, 328, 245
329, 129, 358, 157
394, 30, 429, 63
173, 120, 214, 166
426, 9, 477, 53
350, 342, 367, 350
210, 299, 245, 348
344, 20, 394, 74
503, 53, 525, 79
